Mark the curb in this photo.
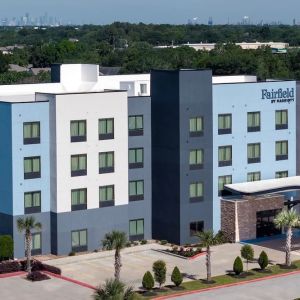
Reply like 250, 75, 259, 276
153, 269, 300, 299
43, 271, 97, 290
0, 271, 26, 279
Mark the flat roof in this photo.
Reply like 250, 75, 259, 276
225, 176, 300, 195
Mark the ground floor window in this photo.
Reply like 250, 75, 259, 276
71, 229, 87, 252
247, 172, 261, 182
129, 219, 144, 241
190, 221, 204, 236
31, 233, 42, 255
275, 171, 288, 178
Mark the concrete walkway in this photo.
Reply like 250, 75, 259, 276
46, 242, 299, 289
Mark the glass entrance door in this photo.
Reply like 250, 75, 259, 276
256, 209, 282, 238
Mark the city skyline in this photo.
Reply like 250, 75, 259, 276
0, 0, 299, 25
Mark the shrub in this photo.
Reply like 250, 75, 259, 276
0, 261, 21, 274
69, 251, 76, 256
160, 240, 168, 245
30, 260, 61, 275
152, 260, 166, 288
132, 241, 139, 246
171, 266, 183, 287
126, 242, 131, 247
140, 240, 147, 245
233, 256, 243, 275
258, 251, 269, 270
0, 235, 14, 261
27, 271, 50, 282
42, 263, 61, 275
240, 244, 254, 271
142, 271, 154, 290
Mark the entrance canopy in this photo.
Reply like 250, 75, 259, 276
224, 176, 300, 196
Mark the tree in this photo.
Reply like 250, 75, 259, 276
142, 271, 154, 291
152, 260, 167, 288
258, 251, 269, 270
16, 216, 42, 273
274, 208, 300, 267
240, 244, 254, 272
195, 230, 221, 282
0, 52, 9, 74
94, 278, 139, 300
171, 266, 183, 287
233, 256, 243, 275
0, 235, 14, 261
102, 230, 127, 280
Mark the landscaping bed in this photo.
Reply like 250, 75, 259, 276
160, 246, 205, 259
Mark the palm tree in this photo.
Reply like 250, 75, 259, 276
274, 208, 300, 267
195, 230, 220, 282
16, 216, 42, 273
102, 230, 127, 280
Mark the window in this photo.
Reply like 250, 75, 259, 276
99, 152, 114, 173
247, 143, 261, 164
24, 157, 41, 179
247, 112, 260, 132
189, 182, 204, 202
276, 110, 288, 130
24, 191, 41, 214
71, 154, 87, 176
276, 171, 288, 178
23, 122, 40, 144
189, 149, 204, 169
129, 180, 144, 201
129, 219, 144, 241
140, 84, 147, 95
31, 233, 41, 255
71, 189, 87, 211
190, 221, 204, 236
218, 114, 232, 134
247, 172, 261, 182
218, 175, 232, 196
129, 148, 143, 169
218, 146, 232, 167
99, 185, 115, 207
276, 141, 288, 161
99, 118, 114, 140
70, 120, 86, 142
71, 229, 87, 252
128, 115, 143, 136
189, 117, 203, 137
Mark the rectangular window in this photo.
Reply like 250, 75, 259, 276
276, 171, 288, 178
189, 149, 204, 170
99, 185, 115, 208
247, 143, 261, 164
190, 221, 204, 236
23, 122, 40, 144
189, 182, 204, 202
276, 110, 288, 130
71, 154, 87, 177
247, 112, 260, 132
128, 115, 143, 136
99, 118, 114, 140
71, 229, 87, 252
218, 175, 232, 196
189, 117, 203, 137
218, 146, 232, 167
218, 114, 232, 135
70, 120, 86, 142
140, 84, 147, 95
24, 191, 41, 214
129, 180, 144, 201
99, 152, 114, 173
247, 172, 261, 182
129, 148, 144, 169
71, 189, 87, 211
31, 233, 42, 255
129, 219, 144, 241
276, 141, 288, 161
24, 157, 41, 179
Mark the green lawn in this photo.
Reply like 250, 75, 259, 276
140, 260, 300, 299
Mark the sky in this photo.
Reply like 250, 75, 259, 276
0, 0, 299, 25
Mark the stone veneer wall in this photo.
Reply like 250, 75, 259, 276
221, 194, 285, 242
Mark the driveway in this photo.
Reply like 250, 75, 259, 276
46, 242, 300, 289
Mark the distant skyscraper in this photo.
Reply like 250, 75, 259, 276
208, 16, 213, 26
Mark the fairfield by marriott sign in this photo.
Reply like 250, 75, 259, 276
261, 88, 295, 104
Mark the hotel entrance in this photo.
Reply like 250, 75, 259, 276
256, 209, 282, 238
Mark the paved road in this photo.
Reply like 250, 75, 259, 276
177, 273, 300, 300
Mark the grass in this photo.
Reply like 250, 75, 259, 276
140, 260, 300, 299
